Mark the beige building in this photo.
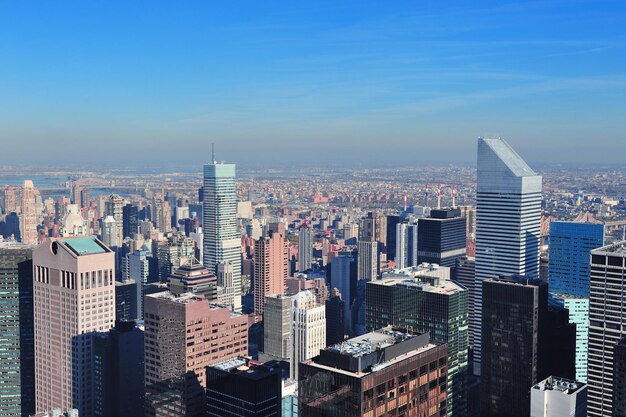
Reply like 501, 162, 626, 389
33, 237, 116, 416
291, 290, 326, 380
21, 180, 39, 244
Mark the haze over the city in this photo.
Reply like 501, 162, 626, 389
1, 0, 625, 167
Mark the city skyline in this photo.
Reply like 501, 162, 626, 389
1, 1, 625, 166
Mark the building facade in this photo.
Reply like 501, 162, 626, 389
474, 137, 542, 375
416, 208, 466, 268
297, 223, 313, 272
254, 231, 288, 314
530, 376, 587, 417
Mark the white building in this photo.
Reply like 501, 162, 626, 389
530, 376, 587, 417
473, 137, 542, 375
291, 291, 326, 380
297, 223, 313, 272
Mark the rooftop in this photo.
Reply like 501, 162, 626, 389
479, 137, 536, 177
592, 241, 626, 256
59, 237, 110, 256
532, 376, 586, 395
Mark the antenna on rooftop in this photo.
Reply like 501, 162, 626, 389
212, 143, 216, 164
452, 185, 457, 208
437, 184, 442, 209
425, 184, 429, 207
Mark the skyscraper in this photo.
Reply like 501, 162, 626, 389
357, 240, 378, 281
588, 242, 626, 417
395, 221, 418, 269
299, 328, 448, 417
366, 267, 469, 416
20, 180, 38, 244
0, 243, 35, 417
473, 137, 542, 375
121, 203, 138, 240
33, 237, 116, 417
291, 291, 326, 380
329, 254, 356, 336
203, 157, 242, 312
263, 294, 292, 362
325, 288, 345, 346
168, 259, 218, 302
549, 221, 604, 297
530, 377, 587, 417
254, 231, 288, 314
297, 223, 313, 272
144, 291, 248, 417
104, 194, 123, 245
416, 208, 466, 268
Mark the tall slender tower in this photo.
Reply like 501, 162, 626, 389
203, 154, 241, 312
297, 222, 313, 272
254, 231, 288, 315
473, 138, 542, 375
33, 237, 116, 417
21, 180, 38, 244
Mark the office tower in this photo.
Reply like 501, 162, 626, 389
474, 137, 542, 375
3, 185, 17, 214
2, 211, 21, 241
206, 358, 282, 417
588, 242, 626, 417
386, 215, 401, 261
454, 256, 476, 348
203, 158, 242, 313
550, 295, 589, 382
417, 208, 466, 268
79, 187, 89, 210
114, 280, 138, 322
614, 338, 626, 417
530, 376, 587, 417
357, 240, 378, 280
254, 231, 288, 314
299, 328, 448, 417
101, 216, 119, 248
297, 223, 313, 272
124, 250, 150, 318
479, 276, 574, 417
246, 219, 262, 240
366, 269, 469, 416
92, 321, 144, 417
21, 180, 38, 244
549, 221, 604, 296
330, 254, 356, 336
263, 294, 293, 362
459, 205, 476, 238
342, 222, 359, 243
291, 291, 326, 380
325, 288, 345, 346
0, 243, 34, 417
121, 204, 138, 239
33, 237, 116, 416
168, 259, 218, 301
103, 194, 123, 245
144, 291, 248, 417
395, 221, 418, 269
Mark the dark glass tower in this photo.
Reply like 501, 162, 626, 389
0, 243, 34, 417
122, 203, 138, 240
417, 208, 466, 268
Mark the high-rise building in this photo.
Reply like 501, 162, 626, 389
33, 237, 116, 417
385, 214, 401, 261
101, 216, 119, 248
417, 208, 466, 268
0, 243, 35, 417
21, 180, 38, 244
299, 328, 448, 417
124, 250, 150, 319
203, 158, 242, 312
329, 254, 356, 336
325, 288, 345, 346
291, 291, 326, 380
474, 137, 542, 375
114, 280, 138, 322
550, 295, 589, 382
453, 256, 476, 348
121, 204, 138, 240
480, 276, 575, 417
254, 231, 288, 314
530, 376, 587, 417
395, 221, 418, 269
357, 240, 378, 281
588, 242, 626, 417
92, 321, 144, 417
144, 291, 248, 417
206, 357, 282, 417
103, 195, 123, 246
297, 223, 313, 272
366, 267, 469, 416
168, 259, 218, 302
549, 221, 604, 297
3, 185, 17, 214
614, 337, 626, 417
263, 294, 293, 362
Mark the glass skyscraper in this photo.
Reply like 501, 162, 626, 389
549, 221, 604, 297
473, 137, 542, 375
0, 243, 34, 417
548, 221, 603, 383
203, 159, 242, 313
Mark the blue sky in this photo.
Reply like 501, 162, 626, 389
1, 1, 625, 167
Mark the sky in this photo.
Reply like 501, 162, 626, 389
0, 0, 625, 167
